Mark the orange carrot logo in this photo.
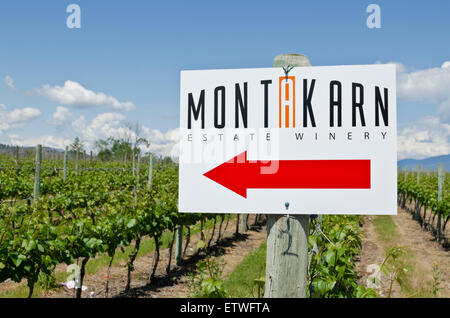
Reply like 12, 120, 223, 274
279, 76, 295, 128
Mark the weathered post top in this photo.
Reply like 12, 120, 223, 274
273, 54, 311, 67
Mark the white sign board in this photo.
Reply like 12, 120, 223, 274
178, 64, 397, 214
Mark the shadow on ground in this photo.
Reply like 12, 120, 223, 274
116, 222, 265, 298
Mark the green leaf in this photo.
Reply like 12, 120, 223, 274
324, 250, 336, 265
14, 254, 27, 267
197, 240, 206, 250
127, 219, 137, 228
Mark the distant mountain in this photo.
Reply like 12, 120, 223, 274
398, 154, 450, 171
0, 144, 65, 158
1, 143, 448, 170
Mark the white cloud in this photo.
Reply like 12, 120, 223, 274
55, 112, 179, 157
8, 134, 70, 150
397, 116, 450, 160
141, 128, 180, 158
0, 106, 41, 134
389, 61, 450, 123
75, 113, 128, 143
374, 61, 450, 158
5, 75, 16, 90
38, 80, 135, 111
396, 61, 450, 102
69, 112, 179, 157
4, 112, 132, 151
46, 106, 74, 126
7, 108, 41, 122
72, 115, 87, 132
148, 129, 166, 144
442, 61, 450, 69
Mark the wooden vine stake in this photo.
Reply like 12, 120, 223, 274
148, 154, 153, 188
33, 145, 42, 204
75, 147, 79, 176
175, 156, 183, 266
63, 146, 68, 182
436, 163, 445, 242
136, 154, 141, 186
414, 164, 422, 220
264, 54, 311, 298
239, 214, 248, 232
416, 164, 421, 184
15, 146, 19, 172
137, 154, 141, 175
132, 150, 136, 177
175, 224, 183, 266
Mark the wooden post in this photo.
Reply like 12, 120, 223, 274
175, 225, 183, 266
239, 214, 248, 232
148, 154, 153, 188
172, 145, 182, 265
265, 214, 309, 297
132, 150, 136, 177
264, 54, 311, 298
75, 148, 79, 176
33, 145, 42, 204
417, 165, 421, 184
15, 146, 19, 171
137, 154, 141, 183
414, 164, 422, 220
436, 163, 445, 242
63, 146, 68, 182
83, 150, 86, 170
404, 166, 408, 182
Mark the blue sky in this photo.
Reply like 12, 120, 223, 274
0, 0, 449, 159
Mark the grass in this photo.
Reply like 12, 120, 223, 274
223, 242, 266, 298
372, 215, 400, 243
0, 214, 234, 298
84, 215, 225, 275
371, 215, 441, 298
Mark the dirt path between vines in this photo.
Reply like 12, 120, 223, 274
42, 215, 267, 298
356, 207, 450, 298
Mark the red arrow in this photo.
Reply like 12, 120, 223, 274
203, 151, 371, 198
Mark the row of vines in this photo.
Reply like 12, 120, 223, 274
397, 168, 449, 243
0, 151, 377, 298
0, 154, 214, 298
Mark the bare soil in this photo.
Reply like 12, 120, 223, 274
3, 206, 447, 299
40, 215, 267, 298
355, 207, 450, 298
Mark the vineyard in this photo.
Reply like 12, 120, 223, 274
0, 146, 447, 298
397, 166, 449, 244
0, 147, 205, 298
